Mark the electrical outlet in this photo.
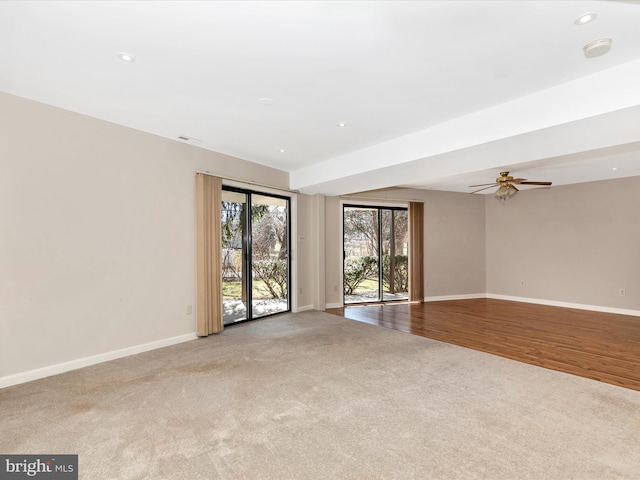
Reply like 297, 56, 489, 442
334, 284, 338, 292
299, 287, 303, 295
619, 289, 626, 297
520, 280, 525, 286
186, 305, 193, 315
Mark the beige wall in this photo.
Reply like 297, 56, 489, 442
422, 190, 486, 297
323, 189, 486, 306
324, 196, 343, 306
0, 92, 291, 378
486, 177, 640, 309
4, 90, 638, 382
293, 193, 320, 310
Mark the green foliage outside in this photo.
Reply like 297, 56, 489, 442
223, 260, 288, 300
344, 255, 408, 295
252, 259, 288, 299
343, 256, 379, 295
382, 254, 408, 293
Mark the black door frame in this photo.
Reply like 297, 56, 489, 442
342, 204, 408, 305
222, 185, 291, 325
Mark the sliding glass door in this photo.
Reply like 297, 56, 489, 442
221, 187, 290, 325
343, 205, 408, 304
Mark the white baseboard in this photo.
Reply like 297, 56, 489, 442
294, 304, 314, 312
486, 294, 640, 317
0, 332, 198, 390
422, 293, 640, 317
7, 293, 634, 390
424, 293, 486, 302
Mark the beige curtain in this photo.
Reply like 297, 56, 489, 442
196, 173, 223, 336
408, 202, 424, 302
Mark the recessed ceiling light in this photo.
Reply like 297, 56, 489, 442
117, 52, 135, 62
337, 122, 347, 127
574, 12, 597, 25
279, 148, 286, 153
612, 167, 618, 171
583, 38, 612, 58
258, 98, 275, 106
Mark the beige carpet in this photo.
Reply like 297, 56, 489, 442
1, 311, 639, 479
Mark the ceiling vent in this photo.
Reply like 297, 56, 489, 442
177, 135, 202, 142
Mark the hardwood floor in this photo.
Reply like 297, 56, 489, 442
326, 298, 640, 391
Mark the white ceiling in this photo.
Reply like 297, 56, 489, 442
2, 1, 640, 196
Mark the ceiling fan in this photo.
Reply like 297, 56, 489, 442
469, 171, 552, 200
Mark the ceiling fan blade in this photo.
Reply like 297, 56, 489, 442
519, 181, 552, 186
468, 182, 498, 188
512, 178, 527, 184
510, 184, 519, 191
470, 185, 498, 194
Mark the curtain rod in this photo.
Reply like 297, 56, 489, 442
196, 170, 299, 194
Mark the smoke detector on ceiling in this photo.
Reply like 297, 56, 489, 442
583, 38, 612, 58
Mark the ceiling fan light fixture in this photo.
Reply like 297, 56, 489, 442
495, 185, 508, 199
471, 171, 551, 199
494, 184, 518, 201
